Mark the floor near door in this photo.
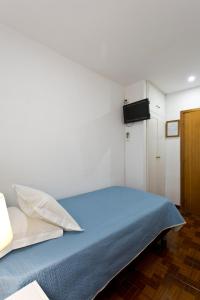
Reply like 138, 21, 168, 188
96, 213, 200, 300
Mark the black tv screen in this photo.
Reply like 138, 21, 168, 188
123, 98, 150, 124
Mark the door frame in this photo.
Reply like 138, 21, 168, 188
180, 108, 200, 210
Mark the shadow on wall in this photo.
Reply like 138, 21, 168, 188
79, 113, 114, 185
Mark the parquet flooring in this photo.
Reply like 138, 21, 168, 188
96, 213, 200, 300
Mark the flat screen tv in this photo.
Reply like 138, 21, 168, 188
123, 98, 150, 124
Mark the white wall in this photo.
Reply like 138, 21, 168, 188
125, 81, 147, 190
0, 25, 125, 205
166, 87, 200, 205
147, 82, 165, 122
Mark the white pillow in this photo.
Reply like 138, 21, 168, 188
13, 184, 83, 232
0, 207, 63, 259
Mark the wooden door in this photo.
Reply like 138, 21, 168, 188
181, 108, 200, 214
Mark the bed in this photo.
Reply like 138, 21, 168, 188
0, 186, 185, 300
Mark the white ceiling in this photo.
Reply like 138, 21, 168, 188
0, 0, 200, 93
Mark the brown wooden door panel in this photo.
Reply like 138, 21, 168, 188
181, 108, 200, 214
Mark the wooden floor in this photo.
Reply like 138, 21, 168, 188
96, 213, 200, 300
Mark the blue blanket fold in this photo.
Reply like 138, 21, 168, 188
0, 187, 185, 300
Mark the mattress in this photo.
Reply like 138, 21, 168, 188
0, 187, 185, 300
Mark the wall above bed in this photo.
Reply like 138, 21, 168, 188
0, 25, 125, 205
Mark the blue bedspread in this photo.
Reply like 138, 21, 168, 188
0, 187, 185, 300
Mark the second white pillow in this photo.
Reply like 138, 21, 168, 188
13, 185, 83, 232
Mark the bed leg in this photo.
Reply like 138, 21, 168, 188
158, 236, 167, 249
